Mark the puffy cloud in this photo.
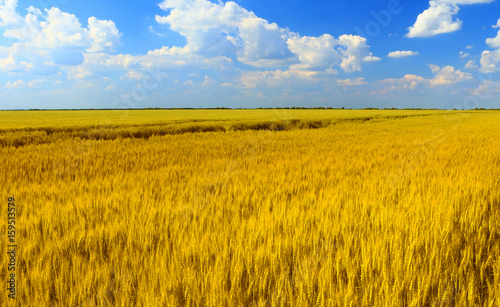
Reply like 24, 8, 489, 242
480, 19, 500, 73
286, 34, 342, 71
156, 0, 293, 67
388, 50, 419, 58
286, 34, 378, 72
373, 65, 472, 94
465, 60, 478, 69
0, 0, 22, 28
86, 17, 121, 52
480, 49, 500, 73
156, 0, 377, 72
379, 74, 425, 92
370, 74, 423, 96
486, 19, 500, 48
428, 64, 472, 86
440, 0, 494, 3
0, 53, 34, 72
459, 51, 470, 58
469, 80, 500, 97
237, 16, 295, 67
406, 1, 462, 38
406, 0, 494, 38
5, 78, 43, 88
338, 35, 377, 72
336, 77, 367, 86
363, 53, 381, 62
240, 69, 319, 89
0, 1, 121, 73
0, 54, 16, 71
463, 80, 500, 108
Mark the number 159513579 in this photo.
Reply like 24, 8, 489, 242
8, 197, 15, 244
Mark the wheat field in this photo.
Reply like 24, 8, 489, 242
1, 109, 500, 306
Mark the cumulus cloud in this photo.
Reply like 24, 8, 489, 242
86, 17, 121, 52
336, 77, 367, 86
240, 69, 319, 89
486, 19, 500, 48
480, 19, 500, 73
406, 0, 494, 38
156, 0, 377, 72
373, 64, 472, 94
465, 60, 478, 69
388, 50, 419, 58
469, 80, 500, 97
1, 0, 383, 105
382, 74, 425, 90
5, 78, 43, 88
337, 35, 379, 72
286, 34, 340, 71
480, 49, 500, 73
0, 0, 22, 28
156, 0, 294, 67
429, 64, 472, 85
406, 1, 461, 38
0, 1, 121, 73
441, 0, 494, 3
363, 53, 381, 62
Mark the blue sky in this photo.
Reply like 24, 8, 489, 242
1, 0, 500, 109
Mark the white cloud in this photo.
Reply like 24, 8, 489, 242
406, 0, 494, 38
124, 71, 144, 80
373, 64, 472, 94
480, 49, 500, 73
338, 35, 377, 72
104, 84, 117, 91
388, 50, 419, 58
156, 0, 293, 67
384, 74, 425, 89
480, 19, 500, 72
469, 80, 500, 97
466, 45, 474, 49
5, 78, 43, 88
363, 53, 381, 62
86, 17, 121, 52
465, 60, 478, 69
406, 1, 461, 38
0, 1, 121, 73
371, 74, 424, 95
240, 69, 319, 89
336, 77, 367, 86
440, 0, 494, 3
0, 54, 17, 71
486, 19, 500, 48
428, 64, 472, 86
237, 16, 296, 67
0, 53, 33, 72
459, 51, 470, 58
0, 0, 22, 28
286, 34, 341, 71
286, 34, 378, 72
156, 0, 377, 72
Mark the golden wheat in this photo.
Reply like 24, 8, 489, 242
1, 110, 499, 306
